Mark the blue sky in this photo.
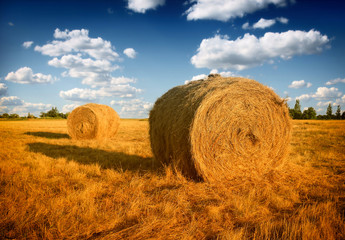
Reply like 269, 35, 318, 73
1, 0, 345, 118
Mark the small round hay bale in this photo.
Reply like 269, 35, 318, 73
149, 76, 291, 182
67, 103, 120, 140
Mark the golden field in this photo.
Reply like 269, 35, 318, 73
0, 119, 344, 239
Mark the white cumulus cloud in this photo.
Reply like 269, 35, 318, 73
296, 87, 342, 103
59, 88, 100, 101
317, 101, 332, 107
127, 0, 165, 13
334, 95, 345, 105
242, 22, 250, 29
111, 98, 153, 118
0, 96, 54, 117
12, 102, 52, 116
0, 106, 8, 113
243, 17, 289, 29
0, 96, 24, 106
60, 84, 142, 102
185, 0, 290, 21
123, 48, 137, 59
185, 74, 208, 84
253, 18, 276, 29
313, 87, 342, 99
277, 17, 289, 24
62, 104, 80, 113
35, 28, 119, 61
0, 96, 52, 116
288, 80, 312, 89
48, 54, 119, 86
5, 67, 57, 84
191, 30, 329, 70
37, 29, 140, 93
296, 94, 312, 101
23, 41, 34, 48
0, 83, 7, 96
325, 78, 345, 85
185, 69, 238, 84
100, 84, 142, 98
210, 69, 237, 77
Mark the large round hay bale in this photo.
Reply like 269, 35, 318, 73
149, 75, 291, 182
67, 103, 120, 140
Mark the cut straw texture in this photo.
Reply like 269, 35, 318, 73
149, 75, 292, 182
67, 103, 120, 140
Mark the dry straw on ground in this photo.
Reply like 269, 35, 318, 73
67, 103, 120, 140
149, 75, 292, 182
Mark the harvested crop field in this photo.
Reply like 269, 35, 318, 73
1, 119, 345, 239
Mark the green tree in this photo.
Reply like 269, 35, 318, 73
317, 114, 327, 120
302, 107, 317, 119
302, 109, 308, 119
335, 105, 341, 119
27, 112, 35, 119
0, 113, 9, 118
307, 107, 317, 119
342, 111, 345, 120
9, 113, 19, 118
326, 104, 333, 119
293, 99, 302, 119
40, 112, 47, 118
58, 112, 69, 119
47, 107, 59, 118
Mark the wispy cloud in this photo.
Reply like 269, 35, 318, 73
23, 41, 34, 49
325, 78, 345, 85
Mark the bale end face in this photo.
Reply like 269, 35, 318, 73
67, 103, 120, 140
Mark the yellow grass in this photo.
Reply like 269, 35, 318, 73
0, 119, 344, 239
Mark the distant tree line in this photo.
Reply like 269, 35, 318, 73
0, 107, 70, 119
289, 99, 345, 120
39, 107, 69, 119
0, 113, 21, 119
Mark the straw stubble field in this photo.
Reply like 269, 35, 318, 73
0, 119, 344, 239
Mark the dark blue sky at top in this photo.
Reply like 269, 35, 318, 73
0, 0, 345, 117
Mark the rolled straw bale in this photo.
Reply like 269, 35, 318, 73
67, 103, 120, 140
149, 75, 291, 182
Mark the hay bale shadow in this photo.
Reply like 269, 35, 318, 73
25, 132, 70, 139
27, 142, 162, 173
